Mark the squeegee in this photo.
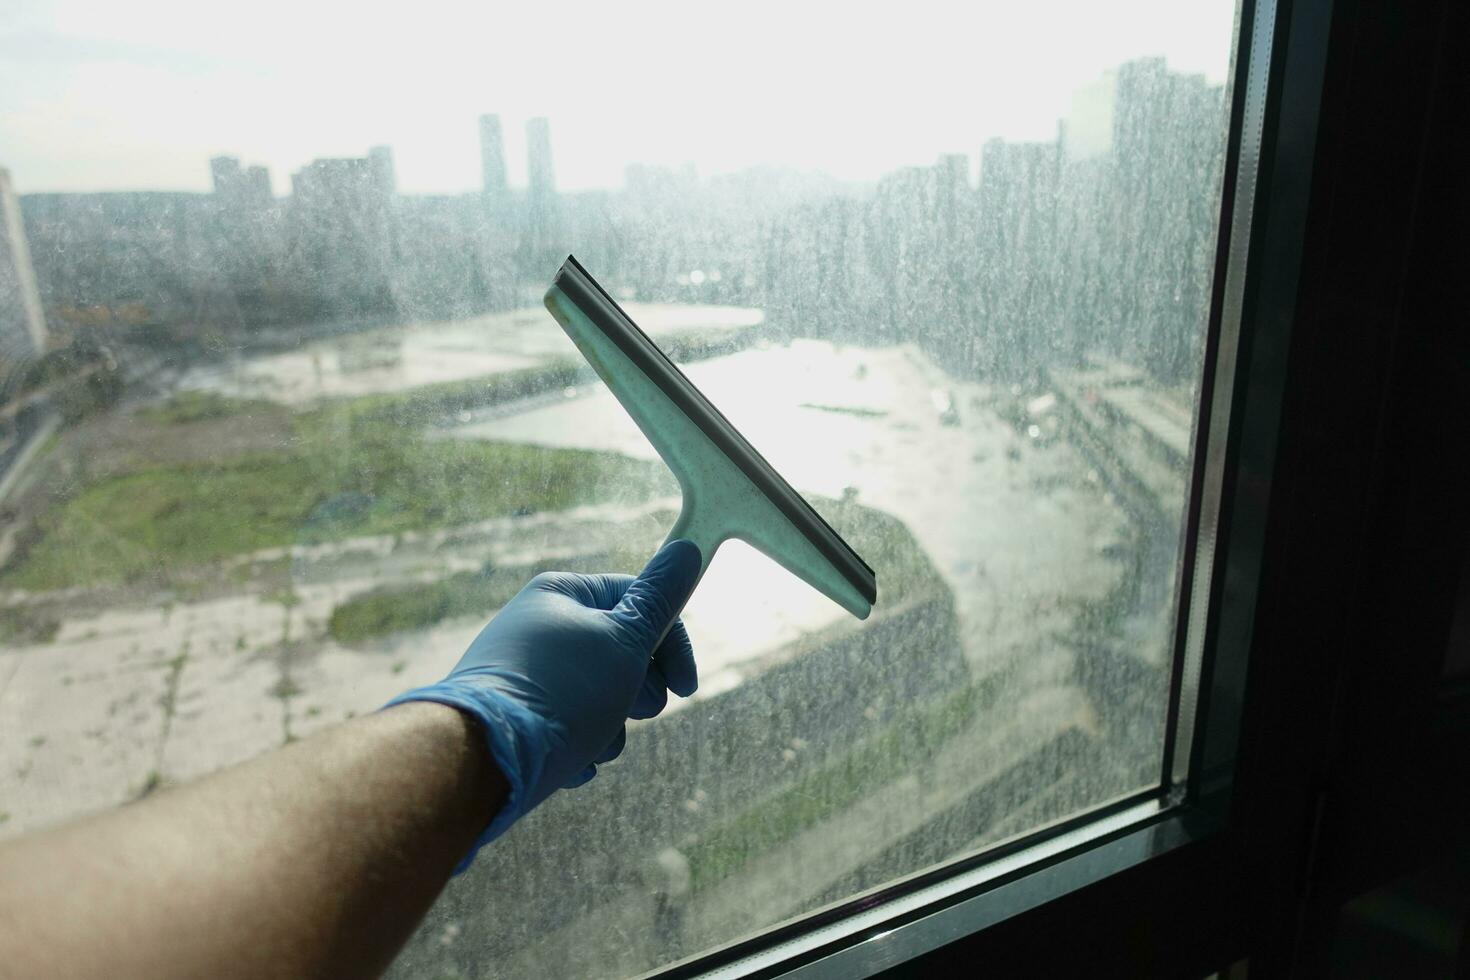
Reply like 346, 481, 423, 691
544, 256, 876, 621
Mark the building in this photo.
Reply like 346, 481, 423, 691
210, 155, 273, 209
367, 146, 396, 197
0, 168, 48, 366
1061, 58, 1219, 165
479, 114, 507, 197
291, 148, 395, 205
288, 148, 399, 315
523, 117, 562, 269
1057, 59, 1227, 379
205, 156, 284, 323
526, 117, 555, 199
210, 156, 241, 194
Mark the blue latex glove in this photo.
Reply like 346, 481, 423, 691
386, 539, 702, 870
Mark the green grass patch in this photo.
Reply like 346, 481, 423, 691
137, 391, 282, 426
0, 606, 60, 645
324, 496, 941, 647
3, 458, 323, 589
327, 547, 652, 646
348, 360, 585, 424
290, 411, 674, 540
3, 402, 673, 591
328, 570, 520, 646
134, 770, 162, 800
685, 680, 981, 893
345, 325, 756, 425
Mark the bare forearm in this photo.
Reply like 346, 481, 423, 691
0, 702, 504, 980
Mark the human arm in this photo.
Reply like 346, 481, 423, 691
0, 540, 702, 979
0, 701, 502, 980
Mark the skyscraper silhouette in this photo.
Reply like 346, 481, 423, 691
479, 114, 507, 197
523, 117, 560, 268
526, 117, 555, 199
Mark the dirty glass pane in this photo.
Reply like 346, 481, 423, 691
0, 1, 1237, 974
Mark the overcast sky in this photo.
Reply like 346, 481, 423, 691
0, 0, 1238, 195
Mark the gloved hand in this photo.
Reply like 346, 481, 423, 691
385, 539, 702, 870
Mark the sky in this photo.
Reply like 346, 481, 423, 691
0, 0, 1238, 195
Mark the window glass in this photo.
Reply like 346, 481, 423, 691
0, 1, 1237, 974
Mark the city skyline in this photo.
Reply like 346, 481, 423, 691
14, 49, 1208, 211
0, 0, 1236, 195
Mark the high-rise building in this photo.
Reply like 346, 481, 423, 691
1061, 58, 1217, 163
210, 156, 243, 194
523, 117, 561, 266
291, 152, 395, 210
1055, 58, 1226, 379
289, 149, 399, 314
0, 167, 49, 366
243, 165, 272, 202
211, 155, 273, 208
526, 117, 555, 198
367, 146, 396, 197
479, 114, 507, 196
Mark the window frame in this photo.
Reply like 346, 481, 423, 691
647, 0, 1341, 975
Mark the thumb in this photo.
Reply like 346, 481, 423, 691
610, 539, 702, 652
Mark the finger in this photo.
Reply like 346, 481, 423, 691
652, 617, 697, 697
609, 540, 702, 652
593, 726, 627, 764
563, 764, 596, 789
629, 665, 669, 719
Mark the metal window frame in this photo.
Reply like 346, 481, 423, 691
648, 0, 1338, 975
